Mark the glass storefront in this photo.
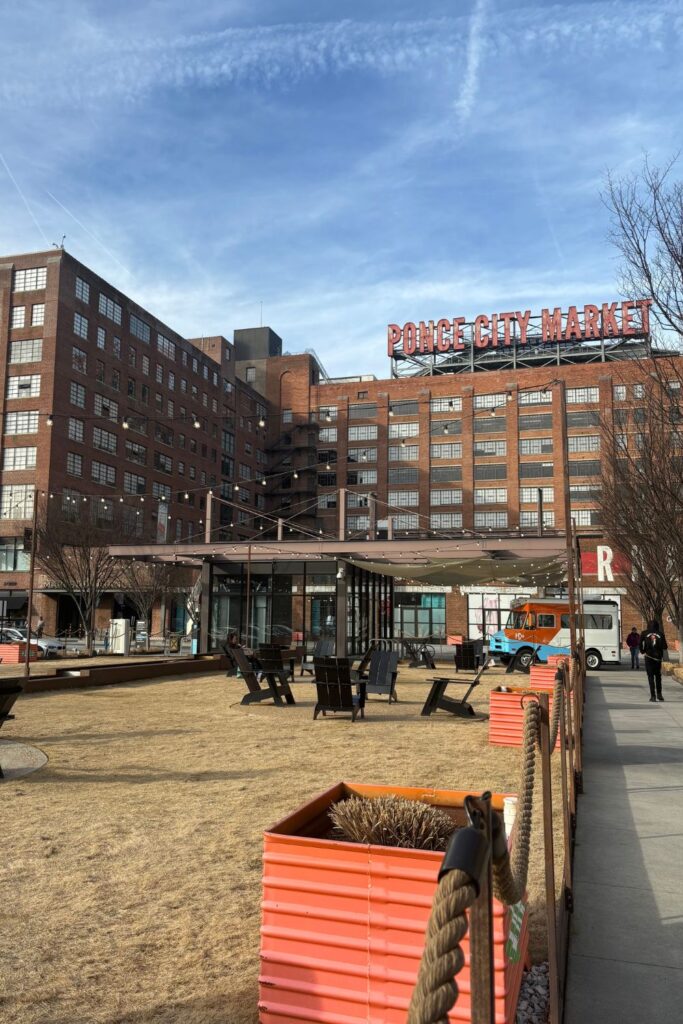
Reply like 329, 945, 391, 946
392, 590, 446, 640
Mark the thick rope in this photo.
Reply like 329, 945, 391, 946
407, 869, 477, 1024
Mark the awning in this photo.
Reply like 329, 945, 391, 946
345, 554, 566, 588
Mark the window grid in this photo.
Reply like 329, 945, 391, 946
70, 381, 86, 408
73, 312, 88, 340
130, 314, 150, 343
474, 487, 507, 504
67, 452, 83, 477
567, 435, 600, 453
572, 509, 601, 526
157, 334, 176, 360
388, 467, 419, 484
0, 483, 35, 519
6, 374, 40, 399
68, 418, 84, 443
5, 411, 39, 435
10, 307, 25, 329
75, 277, 90, 303
388, 422, 419, 438
31, 304, 44, 326
430, 442, 462, 459
567, 387, 599, 404
519, 437, 553, 455
13, 268, 46, 292
389, 445, 419, 461
391, 513, 419, 530
9, 339, 42, 364
348, 403, 378, 419
388, 490, 419, 507
347, 469, 377, 485
473, 439, 507, 457
473, 392, 507, 409
430, 396, 462, 413
318, 428, 338, 442
519, 413, 553, 431
91, 461, 116, 486
568, 460, 601, 477
431, 512, 463, 529
474, 416, 507, 434
613, 385, 626, 402
97, 326, 105, 350
473, 464, 506, 481
94, 393, 118, 421
520, 511, 556, 527
3, 446, 37, 470
98, 293, 122, 325
520, 487, 554, 503
474, 511, 508, 528
518, 390, 552, 405
124, 472, 146, 494
519, 462, 554, 478
93, 427, 118, 454
348, 425, 378, 441
430, 488, 463, 506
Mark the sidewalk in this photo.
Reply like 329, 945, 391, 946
564, 667, 683, 1022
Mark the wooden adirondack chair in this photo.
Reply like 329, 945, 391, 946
363, 650, 399, 702
421, 657, 490, 717
313, 657, 365, 722
301, 638, 335, 676
229, 648, 295, 706
0, 683, 23, 778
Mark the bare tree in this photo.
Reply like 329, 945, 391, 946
604, 155, 683, 345
34, 499, 129, 654
118, 560, 173, 650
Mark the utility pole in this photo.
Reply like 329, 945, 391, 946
24, 493, 39, 679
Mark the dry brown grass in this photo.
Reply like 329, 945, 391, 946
0, 665, 566, 1024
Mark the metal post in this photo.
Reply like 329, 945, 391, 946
336, 565, 348, 657
338, 487, 346, 541
245, 542, 252, 648
368, 492, 377, 541
468, 792, 496, 1024
24, 494, 39, 679
537, 487, 544, 538
198, 558, 212, 654
387, 516, 394, 540
539, 693, 561, 1023
277, 518, 284, 541
204, 490, 212, 544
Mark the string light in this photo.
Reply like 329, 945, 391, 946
193, 416, 201, 429
46, 413, 54, 426
122, 417, 130, 430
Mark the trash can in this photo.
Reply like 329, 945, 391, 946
168, 634, 181, 654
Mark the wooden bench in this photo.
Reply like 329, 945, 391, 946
421, 658, 490, 718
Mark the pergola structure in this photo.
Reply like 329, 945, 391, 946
109, 535, 569, 655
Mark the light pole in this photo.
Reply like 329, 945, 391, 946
24, 493, 39, 679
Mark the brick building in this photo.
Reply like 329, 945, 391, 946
0, 249, 671, 647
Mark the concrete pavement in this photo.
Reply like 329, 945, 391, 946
564, 666, 683, 1023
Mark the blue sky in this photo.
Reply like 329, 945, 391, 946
1, 1, 682, 377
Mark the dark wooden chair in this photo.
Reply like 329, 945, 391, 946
505, 645, 540, 675
313, 656, 365, 722
301, 638, 335, 676
453, 638, 485, 672
229, 647, 295, 706
421, 657, 490, 717
363, 649, 399, 702
0, 683, 23, 778
256, 645, 295, 682
353, 641, 377, 680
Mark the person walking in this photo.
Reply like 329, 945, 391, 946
639, 620, 667, 702
625, 626, 641, 669
35, 615, 45, 639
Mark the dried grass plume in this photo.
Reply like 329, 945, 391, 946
330, 795, 456, 851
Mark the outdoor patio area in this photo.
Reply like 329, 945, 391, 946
1, 664, 565, 1024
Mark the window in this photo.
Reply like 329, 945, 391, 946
96, 326, 105, 350
6, 374, 40, 399
192, 357, 198, 374
113, 337, 121, 359
168, 400, 174, 418
566, 411, 600, 428
568, 460, 601, 477
239, 463, 252, 481
474, 416, 506, 433
430, 512, 463, 529
519, 413, 553, 431
572, 509, 601, 526
317, 449, 337, 465
92, 461, 116, 485
70, 381, 86, 408
348, 403, 378, 419
154, 452, 173, 474
318, 406, 338, 421
245, 366, 256, 383
519, 437, 553, 455
538, 614, 556, 628
152, 482, 171, 501
388, 422, 419, 439
111, 369, 120, 391
0, 483, 35, 519
633, 383, 644, 399
347, 515, 370, 532
357, 390, 368, 399
518, 390, 552, 405
567, 387, 599, 404
10, 307, 25, 329
72, 346, 87, 373
347, 469, 378, 485
0, 536, 30, 571
318, 494, 338, 509
473, 464, 506, 480
67, 452, 83, 477
348, 492, 369, 508
124, 472, 146, 494
430, 466, 462, 483
430, 442, 462, 459
474, 392, 507, 409
168, 372, 175, 391
613, 384, 626, 402
520, 486, 554, 503
474, 511, 508, 528
570, 484, 602, 502
520, 511, 556, 528
389, 400, 418, 416
474, 488, 507, 504
319, 427, 338, 442
430, 396, 462, 413
130, 314, 150, 343
9, 339, 42, 363
75, 277, 90, 303
68, 418, 84, 443
127, 378, 136, 399
568, 435, 600, 453
474, 439, 507, 457
430, 488, 463, 505
157, 334, 176, 360
389, 467, 419, 485
282, 409, 293, 424
94, 394, 118, 421
31, 304, 44, 327
141, 384, 149, 404
125, 440, 146, 465
391, 513, 419, 530
430, 419, 461, 436
519, 461, 554, 478
317, 472, 337, 487
96, 360, 105, 384
389, 444, 419, 461
348, 425, 378, 441
73, 312, 88, 339
388, 490, 418, 507
93, 427, 117, 454
347, 447, 376, 463
13, 267, 46, 291
155, 364, 163, 384
3, 447, 36, 470
5, 411, 39, 435
155, 423, 174, 446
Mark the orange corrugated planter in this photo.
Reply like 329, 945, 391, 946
260, 782, 528, 1024
545, 655, 568, 668
528, 665, 559, 687
489, 685, 555, 748
0, 643, 39, 664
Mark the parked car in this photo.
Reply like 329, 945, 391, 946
1, 627, 66, 658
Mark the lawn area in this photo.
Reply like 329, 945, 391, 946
1, 664, 565, 1024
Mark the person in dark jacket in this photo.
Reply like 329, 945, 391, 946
625, 627, 641, 669
639, 620, 667, 701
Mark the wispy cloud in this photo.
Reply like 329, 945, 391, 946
454, 0, 491, 125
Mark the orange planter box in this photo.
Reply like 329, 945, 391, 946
0, 643, 40, 664
528, 665, 560, 688
260, 782, 528, 1024
489, 686, 555, 748
545, 655, 568, 668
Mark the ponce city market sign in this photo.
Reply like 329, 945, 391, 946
387, 299, 652, 357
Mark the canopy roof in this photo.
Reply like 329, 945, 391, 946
345, 554, 566, 588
